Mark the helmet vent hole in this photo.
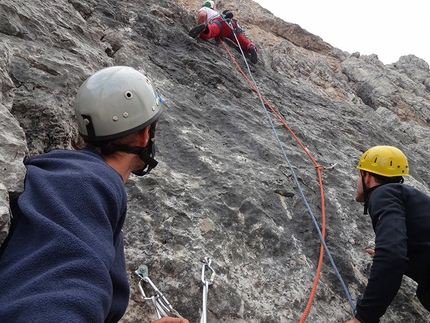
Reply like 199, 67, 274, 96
124, 91, 133, 100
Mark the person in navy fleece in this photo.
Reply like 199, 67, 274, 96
0, 66, 189, 323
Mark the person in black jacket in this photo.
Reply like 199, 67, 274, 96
345, 145, 430, 323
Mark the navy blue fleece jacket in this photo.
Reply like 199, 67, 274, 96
0, 148, 129, 323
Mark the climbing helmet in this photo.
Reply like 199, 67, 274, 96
356, 145, 409, 177
74, 66, 163, 141
202, 1, 215, 9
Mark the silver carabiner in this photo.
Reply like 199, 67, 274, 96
201, 257, 216, 286
200, 257, 216, 323
135, 264, 183, 319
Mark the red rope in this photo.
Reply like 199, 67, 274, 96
220, 39, 327, 322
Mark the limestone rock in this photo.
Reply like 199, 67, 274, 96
0, 182, 11, 244
0, 103, 27, 190
1, 0, 430, 322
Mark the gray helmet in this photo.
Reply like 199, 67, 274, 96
75, 66, 163, 141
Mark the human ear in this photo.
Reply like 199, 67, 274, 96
139, 125, 151, 147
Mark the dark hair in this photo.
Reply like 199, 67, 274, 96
72, 128, 146, 156
371, 172, 404, 184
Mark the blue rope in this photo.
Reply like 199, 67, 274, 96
223, 18, 356, 313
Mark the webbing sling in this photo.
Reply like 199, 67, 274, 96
211, 17, 240, 39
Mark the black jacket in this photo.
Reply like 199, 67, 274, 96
355, 183, 430, 323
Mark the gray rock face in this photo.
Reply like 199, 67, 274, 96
1, 0, 430, 322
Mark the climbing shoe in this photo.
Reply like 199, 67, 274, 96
189, 24, 207, 38
222, 10, 234, 19
249, 45, 258, 64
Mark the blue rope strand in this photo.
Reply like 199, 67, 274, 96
223, 19, 356, 313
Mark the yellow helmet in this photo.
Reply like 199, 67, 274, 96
356, 146, 409, 177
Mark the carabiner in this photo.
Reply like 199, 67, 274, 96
134, 264, 183, 319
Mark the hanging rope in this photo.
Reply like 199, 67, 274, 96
219, 17, 356, 320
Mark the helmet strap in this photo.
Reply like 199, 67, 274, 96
361, 171, 369, 214
133, 122, 158, 176
363, 185, 383, 215
113, 122, 159, 176
361, 170, 402, 214
81, 115, 96, 138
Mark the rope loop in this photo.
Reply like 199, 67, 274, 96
219, 39, 356, 320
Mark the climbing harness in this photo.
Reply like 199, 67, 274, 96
200, 257, 216, 323
219, 21, 356, 322
135, 264, 183, 319
208, 14, 242, 40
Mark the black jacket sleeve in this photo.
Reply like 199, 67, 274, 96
355, 185, 409, 323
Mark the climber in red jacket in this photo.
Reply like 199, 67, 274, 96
189, 1, 258, 64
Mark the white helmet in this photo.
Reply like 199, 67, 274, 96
75, 66, 163, 141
